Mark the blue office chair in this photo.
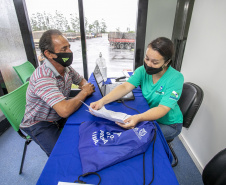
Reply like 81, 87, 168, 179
202, 148, 226, 185
167, 82, 204, 167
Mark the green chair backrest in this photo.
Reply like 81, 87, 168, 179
13, 61, 35, 84
0, 82, 29, 132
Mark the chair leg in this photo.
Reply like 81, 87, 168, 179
19, 140, 30, 174
168, 142, 178, 167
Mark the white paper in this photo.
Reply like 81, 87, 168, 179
81, 101, 130, 124
110, 79, 122, 83
110, 78, 128, 83
122, 70, 131, 78
58, 182, 94, 185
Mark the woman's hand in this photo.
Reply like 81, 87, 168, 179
116, 114, 141, 129
90, 99, 105, 110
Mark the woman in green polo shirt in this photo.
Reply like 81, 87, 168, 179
90, 37, 184, 141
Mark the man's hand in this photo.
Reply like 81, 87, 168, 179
81, 83, 95, 96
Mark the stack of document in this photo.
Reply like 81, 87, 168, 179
81, 101, 130, 124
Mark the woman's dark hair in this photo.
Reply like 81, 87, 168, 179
148, 37, 174, 66
39, 29, 62, 57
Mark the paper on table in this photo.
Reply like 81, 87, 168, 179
122, 70, 131, 78
110, 79, 124, 83
108, 70, 132, 78
58, 182, 94, 185
81, 101, 130, 124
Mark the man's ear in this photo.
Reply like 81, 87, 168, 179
44, 50, 55, 59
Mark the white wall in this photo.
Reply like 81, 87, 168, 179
180, 0, 226, 170
145, 0, 226, 171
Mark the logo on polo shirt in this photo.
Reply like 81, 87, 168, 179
62, 58, 69, 63
170, 91, 179, 100
155, 86, 164, 95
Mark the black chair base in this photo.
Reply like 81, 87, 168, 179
167, 140, 178, 167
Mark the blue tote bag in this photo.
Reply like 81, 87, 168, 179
78, 120, 156, 175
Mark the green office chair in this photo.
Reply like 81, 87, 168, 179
13, 61, 35, 84
0, 82, 32, 174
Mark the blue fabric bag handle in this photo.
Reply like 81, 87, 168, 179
78, 120, 157, 174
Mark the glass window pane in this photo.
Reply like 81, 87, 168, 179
83, 0, 138, 78
25, 0, 84, 76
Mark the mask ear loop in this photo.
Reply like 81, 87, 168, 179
47, 50, 59, 60
48, 50, 56, 54
163, 58, 171, 68
43, 50, 54, 59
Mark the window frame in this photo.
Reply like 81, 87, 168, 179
15, 0, 150, 78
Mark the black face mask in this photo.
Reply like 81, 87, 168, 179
144, 61, 164, 75
51, 52, 73, 67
